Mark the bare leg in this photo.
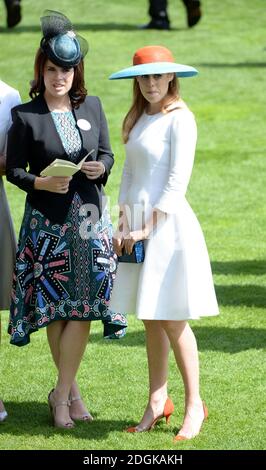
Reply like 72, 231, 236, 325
0, 322, 8, 422
161, 321, 205, 438
46, 320, 65, 368
134, 320, 170, 430
47, 320, 90, 425
47, 320, 90, 417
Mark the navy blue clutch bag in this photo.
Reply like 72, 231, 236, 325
118, 240, 145, 263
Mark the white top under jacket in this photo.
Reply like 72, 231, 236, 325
0, 80, 21, 309
110, 105, 219, 320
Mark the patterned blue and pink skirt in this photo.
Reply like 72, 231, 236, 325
8, 193, 126, 346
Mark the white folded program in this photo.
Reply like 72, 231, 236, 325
40, 149, 95, 177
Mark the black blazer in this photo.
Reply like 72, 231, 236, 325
6, 94, 114, 224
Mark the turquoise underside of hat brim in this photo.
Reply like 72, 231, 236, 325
109, 62, 198, 80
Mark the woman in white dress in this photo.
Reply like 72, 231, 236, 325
0, 79, 21, 422
109, 46, 219, 441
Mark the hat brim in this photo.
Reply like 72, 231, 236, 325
109, 62, 198, 80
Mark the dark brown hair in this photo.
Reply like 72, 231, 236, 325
122, 75, 180, 143
29, 48, 87, 108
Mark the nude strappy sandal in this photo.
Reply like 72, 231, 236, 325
69, 395, 93, 422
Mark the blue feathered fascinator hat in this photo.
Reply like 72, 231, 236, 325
40, 10, 88, 68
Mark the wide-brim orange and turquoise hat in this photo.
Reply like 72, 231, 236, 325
109, 45, 198, 80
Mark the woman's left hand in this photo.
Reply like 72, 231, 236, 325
123, 229, 148, 255
81, 161, 105, 180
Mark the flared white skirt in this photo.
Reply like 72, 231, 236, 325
110, 199, 219, 320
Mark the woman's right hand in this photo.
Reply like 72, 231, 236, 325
34, 176, 72, 194
113, 206, 131, 256
113, 229, 128, 257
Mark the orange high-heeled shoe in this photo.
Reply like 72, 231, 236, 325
126, 397, 174, 433
174, 401, 208, 441
69, 395, 93, 422
48, 389, 75, 429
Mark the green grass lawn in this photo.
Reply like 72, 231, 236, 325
0, 0, 266, 450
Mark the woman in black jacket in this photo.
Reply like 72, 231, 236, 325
6, 10, 126, 429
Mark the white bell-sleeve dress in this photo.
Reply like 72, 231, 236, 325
110, 106, 219, 320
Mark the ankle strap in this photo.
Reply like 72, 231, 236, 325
70, 396, 81, 403
54, 400, 71, 408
